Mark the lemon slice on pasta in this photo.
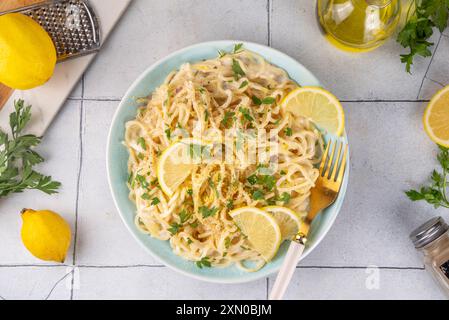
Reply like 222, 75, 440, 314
263, 206, 303, 241
281, 86, 345, 136
157, 138, 209, 196
230, 207, 282, 262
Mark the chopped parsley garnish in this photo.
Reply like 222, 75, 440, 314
135, 174, 149, 189
165, 128, 171, 140
199, 206, 219, 218
151, 197, 160, 206
137, 137, 147, 150
262, 97, 276, 104
239, 80, 248, 89
141, 192, 151, 200
196, 256, 212, 269
252, 189, 265, 200
225, 237, 231, 249
168, 222, 182, 235
190, 221, 199, 228
252, 95, 262, 105
179, 209, 191, 223
232, 59, 245, 80
226, 199, 234, 210
239, 107, 254, 123
221, 111, 236, 129
204, 110, 210, 122
285, 127, 293, 137
247, 174, 258, 185
187, 189, 193, 196
208, 178, 219, 197
233, 43, 244, 53
187, 238, 193, 245
279, 192, 291, 205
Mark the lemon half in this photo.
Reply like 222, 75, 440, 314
423, 86, 449, 148
281, 86, 345, 136
230, 207, 282, 262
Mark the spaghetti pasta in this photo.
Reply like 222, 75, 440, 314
124, 48, 322, 271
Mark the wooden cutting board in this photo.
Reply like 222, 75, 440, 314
0, 0, 43, 108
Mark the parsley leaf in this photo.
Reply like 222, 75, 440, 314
252, 95, 262, 105
221, 111, 236, 129
232, 59, 245, 80
0, 100, 60, 197
239, 107, 254, 123
285, 127, 293, 137
252, 189, 265, 200
239, 80, 249, 89
196, 256, 212, 269
151, 197, 160, 206
137, 137, 147, 150
165, 128, 171, 140
233, 43, 244, 53
199, 206, 219, 218
397, 0, 449, 73
405, 146, 449, 208
262, 97, 276, 105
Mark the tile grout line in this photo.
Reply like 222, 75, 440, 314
416, 33, 442, 99
267, 0, 272, 47
70, 74, 85, 300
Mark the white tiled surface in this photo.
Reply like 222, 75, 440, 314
1, 0, 449, 300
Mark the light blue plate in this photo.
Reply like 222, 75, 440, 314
107, 41, 349, 283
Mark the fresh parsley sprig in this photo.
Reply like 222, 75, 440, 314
397, 0, 449, 73
406, 146, 449, 208
0, 100, 60, 197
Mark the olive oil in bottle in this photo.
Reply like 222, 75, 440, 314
317, 0, 401, 52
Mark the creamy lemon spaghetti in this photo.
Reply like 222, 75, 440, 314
124, 46, 323, 271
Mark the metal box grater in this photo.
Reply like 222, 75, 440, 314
2, 0, 101, 61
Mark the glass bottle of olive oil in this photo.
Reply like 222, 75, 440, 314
317, 0, 401, 52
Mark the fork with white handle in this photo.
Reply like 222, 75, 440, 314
269, 139, 348, 300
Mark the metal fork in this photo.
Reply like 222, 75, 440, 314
269, 139, 348, 300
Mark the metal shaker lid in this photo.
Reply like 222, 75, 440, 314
410, 217, 449, 249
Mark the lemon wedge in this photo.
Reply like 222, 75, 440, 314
281, 86, 345, 136
157, 138, 209, 196
263, 206, 302, 241
423, 86, 449, 148
230, 207, 282, 262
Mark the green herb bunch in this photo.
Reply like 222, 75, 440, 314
0, 100, 60, 197
406, 146, 449, 208
398, 0, 449, 73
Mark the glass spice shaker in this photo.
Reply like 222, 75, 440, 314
410, 217, 449, 298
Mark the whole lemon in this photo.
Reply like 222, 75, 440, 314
0, 13, 57, 90
21, 209, 71, 263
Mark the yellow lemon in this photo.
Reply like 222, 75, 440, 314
157, 138, 211, 196
0, 13, 57, 90
423, 86, 449, 148
263, 206, 303, 241
21, 209, 71, 263
281, 87, 345, 136
230, 207, 282, 262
